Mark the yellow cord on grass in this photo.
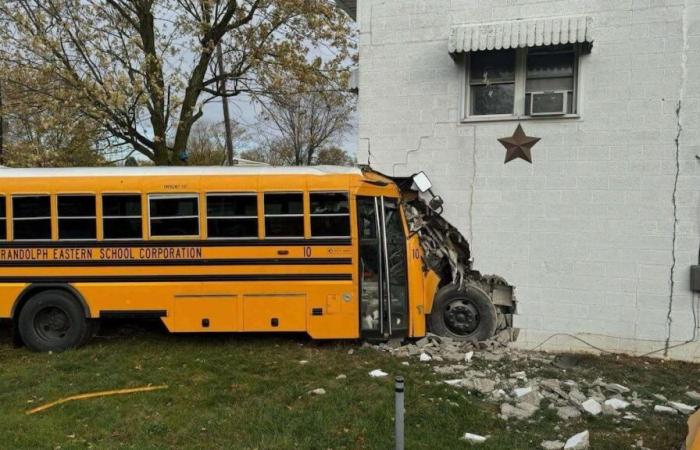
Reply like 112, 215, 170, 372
26, 385, 168, 415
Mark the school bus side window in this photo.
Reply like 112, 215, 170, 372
149, 195, 199, 237
58, 195, 97, 240
264, 193, 303, 238
310, 192, 350, 238
0, 196, 5, 240
103, 194, 142, 240
207, 194, 258, 239
12, 195, 51, 240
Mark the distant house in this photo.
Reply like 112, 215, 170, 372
339, 0, 700, 360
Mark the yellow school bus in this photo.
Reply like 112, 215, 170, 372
0, 166, 514, 351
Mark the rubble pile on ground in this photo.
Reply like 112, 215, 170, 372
370, 332, 697, 448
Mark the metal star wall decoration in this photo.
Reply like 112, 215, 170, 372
497, 124, 541, 164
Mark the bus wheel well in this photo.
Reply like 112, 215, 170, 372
12, 284, 91, 325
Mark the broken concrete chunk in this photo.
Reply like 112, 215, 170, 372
369, 369, 388, 378
668, 401, 695, 415
654, 405, 678, 414
465, 351, 474, 362
336, 374, 347, 380
653, 393, 668, 402
461, 432, 488, 444
568, 389, 587, 406
514, 386, 542, 406
557, 406, 582, 420
564, 430, 589, 450
500, 402, 539, 420
415, 337, 431, 348
511, 371, 527, 380
419, 352, 432, 362
309, 388, 326, 395
603, 398, 630, 410
541, 440, 565, 450
463, 378, 497, 395
686, 391, 700, 401
605, 383, 630, 394
581, 399, 602, 416
444, 379, 462, 386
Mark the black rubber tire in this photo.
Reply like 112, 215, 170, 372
428, 284, 497, 341
17, 290, 88, 352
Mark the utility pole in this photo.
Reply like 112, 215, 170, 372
216, 44, 235, 166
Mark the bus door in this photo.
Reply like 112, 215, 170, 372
357, 196, 409, 339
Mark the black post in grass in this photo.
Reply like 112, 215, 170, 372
395, 376, 405, 450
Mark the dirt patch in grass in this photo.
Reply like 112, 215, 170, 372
0, 322, 697, 449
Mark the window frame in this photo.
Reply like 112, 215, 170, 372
147, 193, 200, 239
263, 191, 305, 240
0, 194, 6, 241
11, 194, 53, 242
309, 191, 351, 240
56, 193, 98, 241
205, 192, 259, 240
102, 192, 144, 241
462, 44, 582, 122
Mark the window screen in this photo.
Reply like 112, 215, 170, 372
0, 196, 5, 240
149, 195, 199, 237
264, 193, 303, 238
13, 195, 52, 240
310, 192, 350, 238
469, 49, 516, 116
207, 194, 258, 239
103, 194, 142, 240
58, 195, 97, 240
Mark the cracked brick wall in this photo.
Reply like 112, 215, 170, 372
355, 0, 700, 359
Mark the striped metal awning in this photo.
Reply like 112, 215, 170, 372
448, 16, 593, 54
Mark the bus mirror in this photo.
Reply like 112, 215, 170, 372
412, 172, 432, 193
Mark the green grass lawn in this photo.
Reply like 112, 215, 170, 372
0, 321, 698, 449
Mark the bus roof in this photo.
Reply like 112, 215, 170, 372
0, 165, 364, 178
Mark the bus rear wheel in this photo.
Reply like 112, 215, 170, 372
18, 290, 88, 352
428, 284, 497, 342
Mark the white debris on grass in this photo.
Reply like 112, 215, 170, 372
499, 402, 539, 420
461, 432, 488, 443
541, 440, 565, 450
336, 374, 347, 380
309, 388, 326, 395
686, 391, 700, 401
668, 401, 695, 415
581, 399, 602, 416
563, 430, 589, 450
299, 360, 309, 365
401, 361, 410, 366
514, 387, 533, 398
557, 406, 581, 420
654, 405, 678, 414
444, 379, 462, 386
603, 398, 630, 410
465, 351, 474, 362
605, 383, 630, 394
369, 369, 388, 378
419, 352, 432, 362
511, 371, 527, 380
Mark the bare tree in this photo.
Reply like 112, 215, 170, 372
186, 119, 248, 165
0, 0, 354, 165
257, 87, 354, 166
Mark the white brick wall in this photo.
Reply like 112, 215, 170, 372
356, 0, 700, 360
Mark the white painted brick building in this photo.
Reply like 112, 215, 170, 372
338, 0, 700, 359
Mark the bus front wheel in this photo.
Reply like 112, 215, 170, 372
428, 284, 497, 342
17, 290, 89, 352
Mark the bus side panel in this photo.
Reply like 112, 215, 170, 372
306, 280, 359, 339
0, 284, 28, 318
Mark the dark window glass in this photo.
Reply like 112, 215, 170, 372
207, 195, 257, 217
149, 196, 199, 237
103, 195, 142, 240
264, 193, 303, 238
469, 49, 516, 116
104, 218, 142, 240
264, 193, 303, 215
58, 195, 95, 217
58, 195, 96, 240
310, 193, 350, 238
471, 83, 515, 115
103, 195, 141, 217
0, 196, 5, 240
208, 218, 258, 238
265, 216, 304, 238
13, 196, 50, 218
12, 196, 51, 240
150, 197, 198, 217
151, 218, 199, 236
470, 49, 516, 82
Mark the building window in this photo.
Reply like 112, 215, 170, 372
466, 44, 579, 119
103, 194, 142, 240
0, 196, 5, 240
264, 193, 303, 238
58, 195, 97, 240
12, 195, 52, 240
206, 194, 258, 239
310, 192, 350, 238
149, 195, 199, 237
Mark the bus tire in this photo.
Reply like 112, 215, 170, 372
428, 284, 497, 342
17, 290, 88, 352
